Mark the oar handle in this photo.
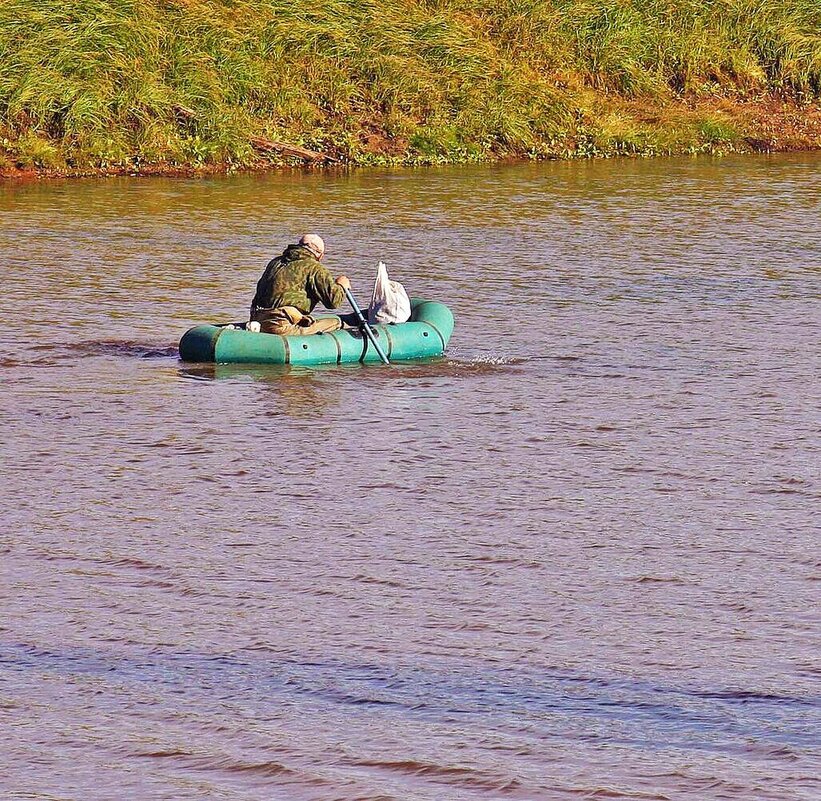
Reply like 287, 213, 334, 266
343, 287, 390, 365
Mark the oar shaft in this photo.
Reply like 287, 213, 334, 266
343, 287, 390, 365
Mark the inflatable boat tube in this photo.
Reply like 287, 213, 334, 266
179, 298, 454, 366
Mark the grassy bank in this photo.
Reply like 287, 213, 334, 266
1, 0, 820, 176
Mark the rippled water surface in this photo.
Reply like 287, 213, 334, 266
1, 154, 819, 800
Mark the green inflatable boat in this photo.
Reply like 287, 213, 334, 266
179, 298, 454, 366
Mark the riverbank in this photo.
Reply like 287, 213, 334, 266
1, 1, 820, 179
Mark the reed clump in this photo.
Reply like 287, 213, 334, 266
1, 0, 819, 174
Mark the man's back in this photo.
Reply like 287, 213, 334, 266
252, 244, 344, 314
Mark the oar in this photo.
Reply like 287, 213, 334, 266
343, 287, 390, 365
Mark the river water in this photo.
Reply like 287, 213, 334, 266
1, 154, 819, 800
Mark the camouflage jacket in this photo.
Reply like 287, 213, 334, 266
251, 244, 344, 315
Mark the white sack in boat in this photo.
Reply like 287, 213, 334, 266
368, 261, 411, 325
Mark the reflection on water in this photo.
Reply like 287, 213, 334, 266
1, 154, 820, 800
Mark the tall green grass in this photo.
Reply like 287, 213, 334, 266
0, 0, 819, 170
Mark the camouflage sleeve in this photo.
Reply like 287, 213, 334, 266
310, 265, 346, 310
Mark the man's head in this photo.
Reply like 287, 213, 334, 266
299, 233, 325, 260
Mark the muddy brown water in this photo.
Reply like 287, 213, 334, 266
1, 154, 819, 800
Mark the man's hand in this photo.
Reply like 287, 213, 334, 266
335, 275, 351, 291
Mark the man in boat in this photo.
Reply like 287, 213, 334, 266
250, 234, 351, 335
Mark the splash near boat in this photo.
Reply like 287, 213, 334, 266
179, 298, 454, 365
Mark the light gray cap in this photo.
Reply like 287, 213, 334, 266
299, 233, 325, 259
